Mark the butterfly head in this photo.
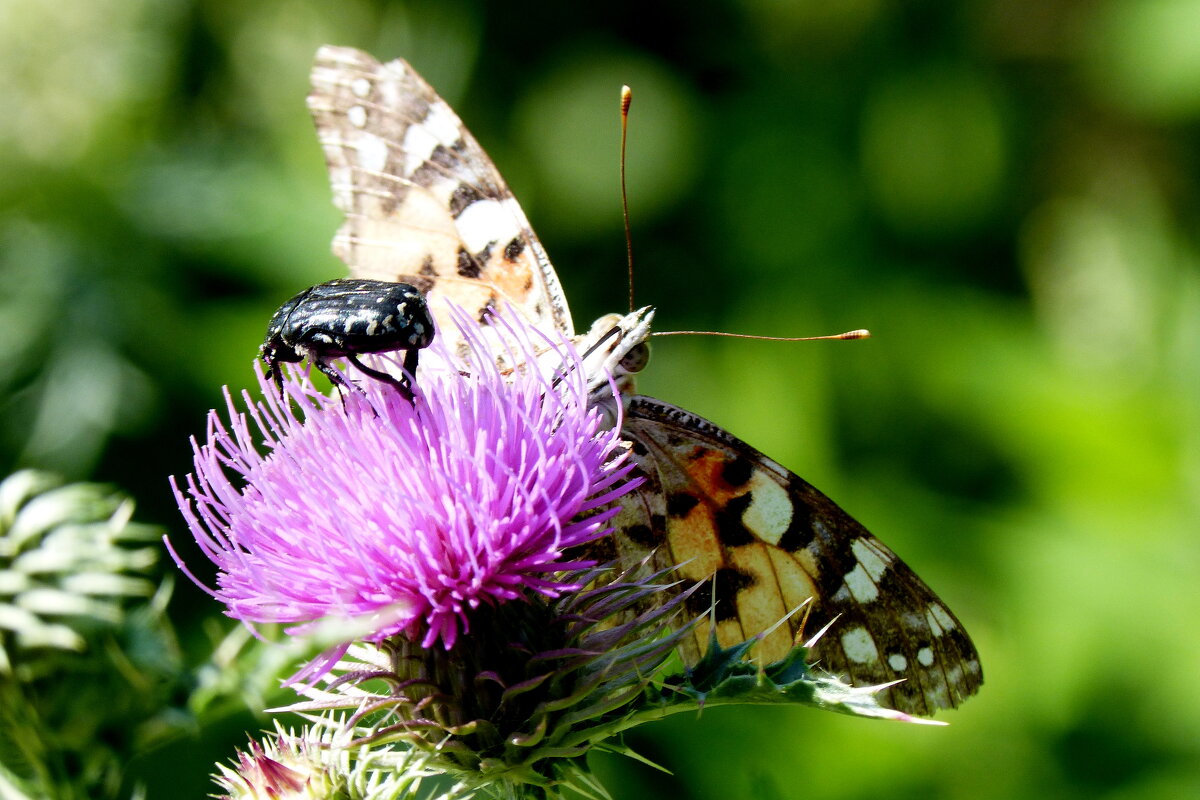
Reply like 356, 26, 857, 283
578, 306, 654, 394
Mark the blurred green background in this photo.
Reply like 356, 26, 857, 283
2, 0, 1198, 797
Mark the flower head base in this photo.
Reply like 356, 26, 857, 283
170, 304, 638, 659
212, 724, 352, 800
281, 558, 694, 797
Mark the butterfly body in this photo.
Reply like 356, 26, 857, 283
306, 46, 982, 716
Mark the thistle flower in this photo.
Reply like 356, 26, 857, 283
173, 302, 923, 800
169, 305, 639, 673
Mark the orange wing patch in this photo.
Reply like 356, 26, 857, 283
656, 445, 811, 662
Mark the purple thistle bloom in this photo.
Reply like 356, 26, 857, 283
169, 304, 638, 656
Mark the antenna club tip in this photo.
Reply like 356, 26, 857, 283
843, 329, 871, 340
621, 86, 632, 111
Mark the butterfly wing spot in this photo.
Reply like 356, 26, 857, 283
449, 183, 482, 216
721, 456, 753, 487
686, 565, 756, 622
713, 493, 756, 547
414, 97, 466, 148
841, 562, 881, 603
456, 198, 523, 253
356, 132, 390, 173
888, 653, 909, 671
739, 470, 794, 545
840, 537, 893, 604
456, 248, 481, 279
623, 523, 656, 549
504, 237, 525, 261
840, 626, 881, 665
666, 492, 698, 518
851, 537, 893, 580
926, 602, 955, 635
402, 122, 448, 175
408, 276, 435, 294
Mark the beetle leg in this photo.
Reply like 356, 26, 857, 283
313, 360, 352, 390
402, 347, 420, 394
309, 360, 356, 411
345, 353, 414, 404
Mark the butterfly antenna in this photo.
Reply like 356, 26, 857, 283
620, 85, 635, 313
653, 328, 872, 342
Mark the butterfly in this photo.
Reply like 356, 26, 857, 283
305, 45, 982, 716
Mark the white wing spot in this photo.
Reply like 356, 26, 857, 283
843, 563, 879, 603
356, 132, 389, 173
917, 647, 935, 667
365, 318, 379, 336
347, 105, 367, 128
741, 472, 792, 545
929, 603, 956, 633
888, 653, 908, 671
850, 537, 891, 581
423, 100, 463, 146
401, 122, 441, 176
841, 626, 879, 665
351, 77, 371, 98
457, 199, 522, 254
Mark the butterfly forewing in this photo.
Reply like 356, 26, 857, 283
307, 46, 573, 355
612, 396, 983, 716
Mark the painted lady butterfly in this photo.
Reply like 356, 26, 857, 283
306, 46, 982, 716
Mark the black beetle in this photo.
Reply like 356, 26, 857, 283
261, 278, 435, 400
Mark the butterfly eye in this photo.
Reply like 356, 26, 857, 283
618, 343, 650, 374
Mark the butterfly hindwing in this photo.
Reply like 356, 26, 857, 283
307, 46, 572, 354
613, 396, 983, 716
